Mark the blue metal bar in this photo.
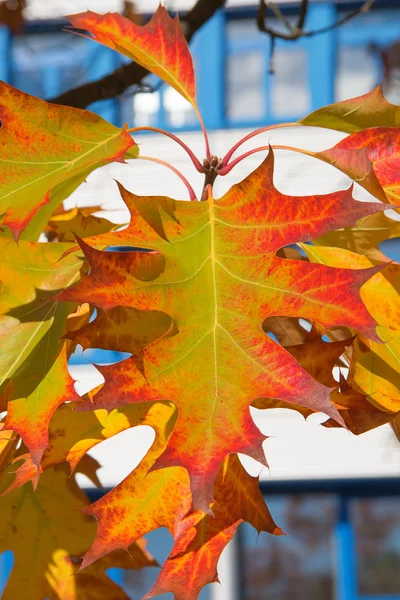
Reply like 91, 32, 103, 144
0, 26, 11, 83
306, 2, 338, 110
195, 10, 227, 131
42, 64, 61, 99
334, 497, 358, 600
0, 551, 13, 595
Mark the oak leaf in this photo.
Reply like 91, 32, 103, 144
0, 462, 154, 600
57, 151, 385, 511
68, 6, 196, 108
315, 127, 400, 204
0, 82, 136, 241
45, 206, 118, 242
303, 244, 400, 412
143, 454, 282, 600
0, 239, 83, 467
300, 85, 400, 132
314, 210, 400, 261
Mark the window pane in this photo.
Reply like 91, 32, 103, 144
164, 88, 198, 129
227, 51, 265, 121
132, 91, 161, 127
226, 19, 267, 122
352, 498, 400, 595
242, 495, 337, 600
336, 46, 378, 101
271, 48, 310, 117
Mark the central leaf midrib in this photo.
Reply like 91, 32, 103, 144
209, 196, 219, 414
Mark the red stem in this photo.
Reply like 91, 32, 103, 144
219, 144, 313, 175
222, 122, 297, 166
194, 106, 211, 160
136, 156, 197, 200
128, 126, 205, 173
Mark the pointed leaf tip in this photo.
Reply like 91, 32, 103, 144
68, 6, 197, 108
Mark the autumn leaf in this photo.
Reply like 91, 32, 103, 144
283, 324, 353, 388
0, 462, 154, 600
144, 455, 282, 600
78, 405, 280, 600
47, 544, 155, 600
299, 85, 400, 132
68, 6, 197, 108
5, 344, 78, 469
0, 82, 136, 241
45, 206, 118, 242
302, 244, 400, 412
56, 150, 385, 511
0, 426, 19, 478
0, 239, 82, 383
3, 398, 274, 599
0, 239, 84, 466
314, 127, 400, 204
3, 400, 177, 495
327, 379, 399, 435
314, 210, 400, 261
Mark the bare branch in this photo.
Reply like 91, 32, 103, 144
50, 0, 227, 109
257, 0, 377, 42
297, 0, 309, 30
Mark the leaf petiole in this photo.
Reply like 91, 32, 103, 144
194, 106, 211, 160
219, 143, 313, 175
222, 122, 297, 166
136, 155, 197, 200
127, 126, 205, 173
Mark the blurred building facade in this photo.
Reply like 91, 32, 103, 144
0, 1, 400, 600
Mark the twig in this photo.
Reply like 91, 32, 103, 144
50, 0, 227, 109
257, 0, 377, 42
297, 0, 309, 30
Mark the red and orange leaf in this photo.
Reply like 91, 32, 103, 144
3, 400, 177, 495
299, 85, 400, 132
56, 150, 385, 511
144, 454, 282, 600
0, 82, 136, 241
315, 127, 400, 204
4, 344, 79, 469
68, 6, 196, 108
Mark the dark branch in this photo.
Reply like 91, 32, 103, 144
297, 0, 309, 30
50, 0, 227, 109
257, 0, 377, 42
